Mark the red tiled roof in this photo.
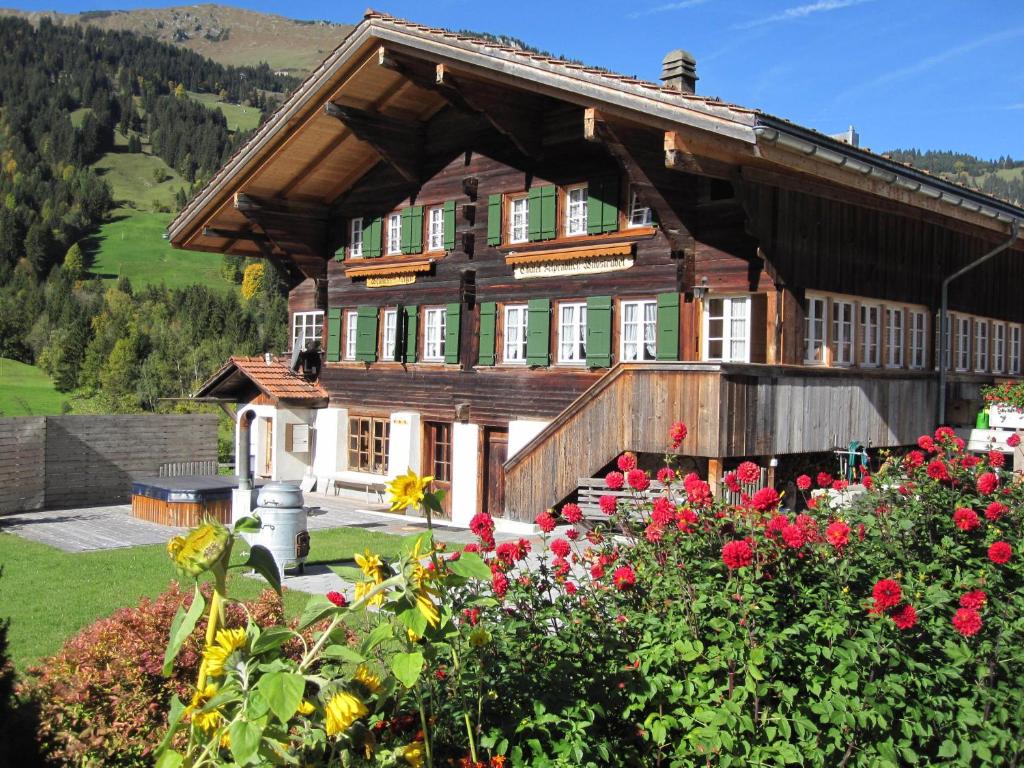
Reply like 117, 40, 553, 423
197, 356, 328, 404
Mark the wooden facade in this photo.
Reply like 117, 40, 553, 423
179, 12, 1024, 525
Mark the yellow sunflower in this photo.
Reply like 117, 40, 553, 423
353, 579, 385, 608
185, 684, 222, 733
324, 691, 369, 737
354, 549, 387, 583
398, 741, 426, 768
386, 469, 433, 513
353, 665, 382, 694
201, 627, 248, 678
167, 520, 231, 577
297, 699, 316, 716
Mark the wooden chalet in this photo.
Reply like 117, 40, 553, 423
181, 11, 1024, 527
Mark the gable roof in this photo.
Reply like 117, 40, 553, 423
195, 356, 328, 405
169, 9, 1023, 258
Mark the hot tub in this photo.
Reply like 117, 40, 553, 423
131, 475, 239, 528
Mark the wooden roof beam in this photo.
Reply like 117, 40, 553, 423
664, 130, 743, 180
234, 192, 329, 220
202, 227, 271, 243
324, 101, 422, 184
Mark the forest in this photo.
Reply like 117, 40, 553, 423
886, 148, 1024, 205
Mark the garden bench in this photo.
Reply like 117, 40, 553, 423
323, 471, 388, 504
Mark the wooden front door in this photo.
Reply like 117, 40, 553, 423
483, 427, 509, 518
423, 421, 453, 519
261, 417, 273, 477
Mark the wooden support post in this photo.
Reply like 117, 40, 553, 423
707, 457, 723, 498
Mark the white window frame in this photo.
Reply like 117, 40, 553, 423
993, 322, 1006, 374
703, 296, 750, 363
885, 307, 904, 368
423, 307, 446, 362
558, 302, 588, 364
832, 300, 854, 366
804, 296, 827, 364
382, 309, 397, 361
620, 299, 657, 362
387, 213, 402, 256
509, 197, 528, 244
935, 313, 953, 371
565, 184, 588, 237
1011, 325, 1022, 375
628, 187, 653, 228
859, 303, 880, 367
344, 310, 358, 361
909, 310, 927, 370
349, 217, 363, 258
427, 207, 444, 252
975, 319, 989, 372
291, 310, 324, 352
956, 315, 971, 372
502, 304, 528, 364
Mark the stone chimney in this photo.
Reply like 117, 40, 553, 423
661, 49, 698, 94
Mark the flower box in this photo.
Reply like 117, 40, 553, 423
987, 405, 1024, 430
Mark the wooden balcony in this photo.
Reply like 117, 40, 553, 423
502, 362, 936, 522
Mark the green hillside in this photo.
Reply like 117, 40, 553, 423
0, 358, 68, 416
189, 90, 263, 132
92, 148, 185, 209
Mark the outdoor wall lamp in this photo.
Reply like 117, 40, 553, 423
692, 276, 709, 301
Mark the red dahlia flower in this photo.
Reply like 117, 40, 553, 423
612, 565, 637, 590
926, 460, 951, 482
656, 467, 675, 484
669, 421, 688, 449
781, 524, 805, 549
590, 563, 605, 579
492, 572, 509, 597
564, 581, 578, 595
566, 528, 580, 540
904, 450, 925, 469
766, 514, 789, 535
552, 557, 570, 578
816, 471, 833, 488
935, 426, 956, 441
724, 472, 741, 494
326, 591, 347, 607
470, 513, 495, 537
891, 603, 917, 630
462, 607, 480, 626
959, 590, 987, 610
977, 472, 999, 495
651, 497, 675, 526
751, 487, 781, 512
737, 461, 760, 484
644, 524, 663, 543
796, 474, 812, 491
988, 541, 1012, 564
952, 607, 982, 637
676, 508, 698, 532
550, 538, 571, 558
872, 579, 902, 611
686, 479, 713, 507
561, 503, 583, 524
721, 540, 754, 569
535, 511, 556, 533
989, 450, 1006, 468
952, 507, 980, 531
598, 495, 618, 515
617, 452, 638, 472
825, 521, 851, 549
1008, 433, 1021, 448
917, 435, 936, 452
627, 469, 650, 492
605, 471, 625, 490
984, 502, 1008, 521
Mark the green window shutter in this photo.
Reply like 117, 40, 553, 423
326, 307, 342, 362
487, 194, 502, 246
444, 303, 461, 364
478, 301, 497, 366
443, 200, 456, 251
527, 187, 542, 242
402, 305, 418, 364
586, 296, 613, 368
355, 306, 378, 362
399, 205, 422, 254
656, 292, 680, 361
540, 186, 557, 240
334, 244, 346, 261
526, 298, 551, 367
587, 177, 620, 235
363, 217, 382, 258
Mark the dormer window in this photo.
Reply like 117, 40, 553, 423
564, 184, 588, 236
349, 217, 363, 258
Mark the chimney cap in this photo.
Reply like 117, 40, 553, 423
662, 48, 696, 66
660, 49, 698, 93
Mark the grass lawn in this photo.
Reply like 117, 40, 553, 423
92, 149, 185, 211
188, 91, 262, 133
0, 526, 415, 672
0, 358, 67, 417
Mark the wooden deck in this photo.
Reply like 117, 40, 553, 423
502, 362, 936, 521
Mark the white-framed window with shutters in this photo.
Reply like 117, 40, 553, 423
832, 300, 854, 366
703, 296, 750, 362
1010, 325, 1022, 375
387, 213, 402, 255
935, 313, 953, 371
503, 304, 528, 364
349, 217, 363, 258
975, 319, 989, 372
804, 296, 827, 364
291, 311, 324, 352
558, 302, 587, 363
427, 207, 444, 252
382, 309, 397, 361
956, 315, 971, 371
909, 310, 927, 369
993, 323, 1006, 373
628, 186, 653, 228
344, 310, 358, 360
860, 303, 880, 367
509, 197, 528, 244
620, 300, 657, 361
423, 307, 446, 362
885, 307, 904, 368
565, 184, 588, 236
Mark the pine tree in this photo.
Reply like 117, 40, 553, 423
63, 243, 85, 280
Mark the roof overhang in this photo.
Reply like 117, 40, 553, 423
194, 357, 329, 407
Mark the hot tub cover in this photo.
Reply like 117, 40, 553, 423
131, 475, 240, 504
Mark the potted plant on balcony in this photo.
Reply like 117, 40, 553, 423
984, 381, 1024, 429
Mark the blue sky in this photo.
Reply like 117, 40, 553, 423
13, 0, 1024, 158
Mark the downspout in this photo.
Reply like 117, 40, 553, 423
938, 219, 1021, 425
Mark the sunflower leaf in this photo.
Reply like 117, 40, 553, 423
244, 545, 281, 594
391, 651, 424, 688
162, 583, 205, 676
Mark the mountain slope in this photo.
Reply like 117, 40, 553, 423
0, 4, 353, 75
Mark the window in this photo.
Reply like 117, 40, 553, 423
621, 300, 657, 361
382, 309, 397, 361
345, 310, 358, 360
1011, 325, 1022, 375
860, 304, 880, 367
503, 304, 528, 363
349, 217, 363, 258
993, 323, 1006, 373
509, 197, 528, 244
832, 301, 854, 366
558, 302, 587, 363
935, 313, 952, 371
348, 416, 389, 474
427, 207, 444, 252
704, 296, 750, 362
885, 307, 904, 368
387, 213, 402, 255
628, 187, 653, 228
423, 307, 446, 362
956, 316, 971, 371
565, 185, 588, 236
975, 319, 989, 372
427, 422, 452, 483
804, 297, 827, 364
291, 311, 323, 352
909, 311, 927, 369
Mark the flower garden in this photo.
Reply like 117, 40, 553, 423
5, 422, 1024, 766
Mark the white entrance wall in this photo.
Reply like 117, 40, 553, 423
450, 422, 480, 528
312, 407, 348, 487
274, 406, 313, 482
236, 404, 275, 481
508, 418, 551, 460
388, 411, 422, 480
